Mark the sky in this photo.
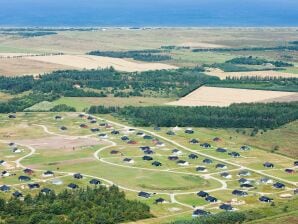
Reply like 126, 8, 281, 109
0, 0, 297, 27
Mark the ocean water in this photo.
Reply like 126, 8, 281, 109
0, 0, 298, 27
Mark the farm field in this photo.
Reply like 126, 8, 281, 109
167, 86, 298, 107
0, 112, 297, 223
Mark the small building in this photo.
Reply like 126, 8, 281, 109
240, 184, 254, 189
216, 148, 227, 153
216, 164, 227, 169
127, 140, 137, 144
138, 191, 151, 198
143, 135, 153, 140
154, 127, 161, 131
1, 170, 10, 177
294, 161, 298, 167
123, 158, 134, 164
90, 119, 97, 124
136, 132, 144, 136
155, 198, 166, 204
172, 149, 182, 155
166, 131, 175, 136
121, 136, 129, 141
188, 154, 198, 159
60, 126, 68, 131
89, 179, 101, 185
80, 124, 88, 128
228, 152, 240, 158
28, 183, 40, 189
196, 166, 207, 172
185, 129, 194, 134
73, 173, 83, 179
111, 130, 120, 135
43, 170, 54, 177
238, 178, 250, 185
12, 191, 23, 198
238, 170, 251, 177
273, 182, 285, 189
140, 146, 150, 151
259, 196, 273, 203
0, 160, 6, 166
189, 139, 199, 144
203, 158, 213, 164
143, 156, 153, 161
263, 162, 274, 168
197, 191, 209, 198
98, 133, 108, 139
221, 172, 232, 179
213, 137, 221, 142
0, 185, 10, 192
41, 188, 52, 194
144, 149, 154, 155
177, 160, 189, 166
68, 183, 79, 190
259, 177, 273, 184
192, 209, 210, 217
54, 115, 62, 120
110, 150, 120, 155
205, 196, 218, 203
91, 128, 100, 132
168, 156, 179, 161
23, 168, 34, 175
200, 143, 211, 148
152, 161, 162, 167
18, 175, 31, 182
155, 141, 165, 147
285, 168, 295, 174
240, 145, 251, 151
219, 204, 233, 211
8, 114, 16, 119
232, 190, 248, 197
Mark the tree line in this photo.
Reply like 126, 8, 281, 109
88, 102, 298, 129
226, 56, 293, 67
88, 49, 171, 62
0, 185, 152, 224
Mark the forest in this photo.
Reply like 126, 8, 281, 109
0, 186, 152, 224
88, 102, 298, 129
88, 50, 172, 61
225, 56, 293, 67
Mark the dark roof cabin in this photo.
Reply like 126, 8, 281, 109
240, 145, 251, 151
213, 137, 221, 142
232, 190, 248, 197
0, 185, 10, 192
80, 124, 88, 128
111, 130, 120, 135
154, 127, 161, 131
23, 168, 33, 175
238, 178, 250, 184
143, 135, 153, 140
152, 161, 162, 167
240, 183, 254, 189
216, 163, 227, 169
189, 139, 199, 144
68, 183, 79, 189
89, 179, 101, 185
121, 136, 129, 141
188, 154, 198, 159
200, 143, 211, 148
197, 191, 209, 198
155, 198, 166, 204
285, 168, 295, 174
192, 209, 210, 217
203, 158, 213, 164
12, 191, 23, 198
196, 166, 207, 172
143, 156, 153, 161
259, 196, 273, 203
228, 152, 240, 158
110, 150, 119, 154
166, 131, 175, 136
205, 196, 218, 203
273, 182, 285, 189
238, 170, 250, 176
138, 191, 151, 198
144, 149, 154, 155
28, 183, 40, 189
185, 129, 194, 134
60, 126, 68, 131
73, 173, 83, 179
8, 114, 16, 119
219, 204, 233, 211
294, 161, 298, 166
18, 175, 31, 181
263, 162, 274, 168
91, 128, 100, 132
216, 148, 227, 153
41, 188, 52, 194
168, 156, 179, 161
55, 115, 62, 120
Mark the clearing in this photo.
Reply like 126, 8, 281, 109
167, 86, 298, 107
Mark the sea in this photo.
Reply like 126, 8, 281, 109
0, 0, 298, 27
